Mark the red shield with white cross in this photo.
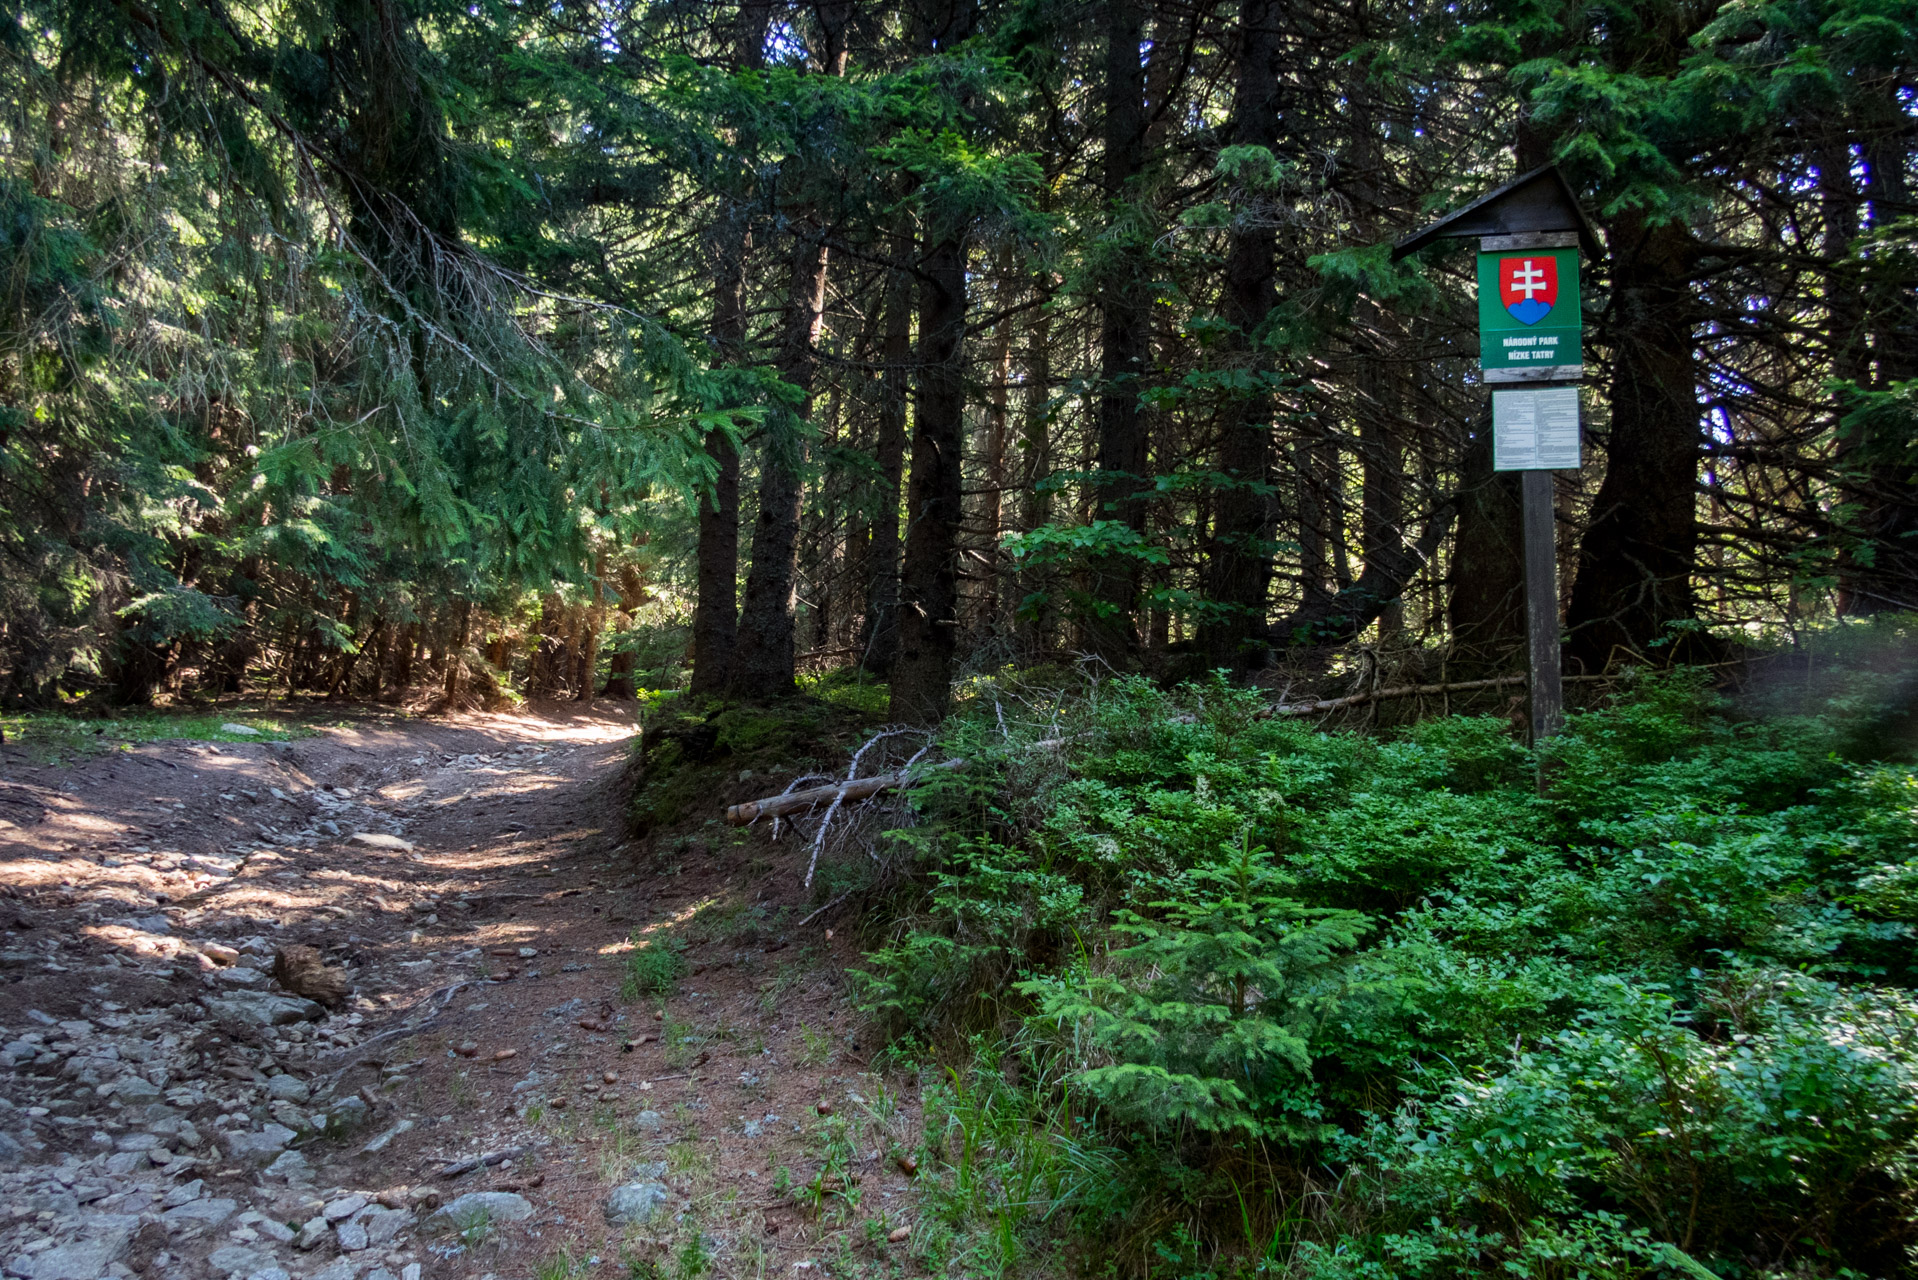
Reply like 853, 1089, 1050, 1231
1499, 256, 1558, 326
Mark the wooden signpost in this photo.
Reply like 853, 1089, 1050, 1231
1392, 166, 1602, 748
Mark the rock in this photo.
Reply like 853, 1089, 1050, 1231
322, 1196, 366, 1222
308, 1261, 359, 1280
263, 1150, 313, 1184
267, 1101, 310, 1132
160, 1179, 203, 1209
264, 1075, 310, 1103
401, 1266, 420, 1280
631, 1110, 663, 1133
358, 1209, 409, 1246
887, 1225, 911, 1243
16, 1239, 127, 1280
224, 1124, 296, 1164
424, 1192, 533, 1234
130, 915, 171, 934
114, 1132, 160, 1153
270, 947, 349, 1010
602, 1182, 669, 1226
203, 992, 324, 1028
110, 1077, 163, 1105
206, 1244, 268, 1276
202, 944, 241, 966
220, 724, 261, 736
346, 834, 413, 852
255, 1219, 295, 1245
0, 1134, 23, 1167
245, 1270, 290, 1280
163, 1197, 237, 1228
358, 1120, 412, 1154
293, 1217, 329, 1251
363, 1271, 396, 1280
324, 1097, 370, 1134
334, 1220, 368, 1253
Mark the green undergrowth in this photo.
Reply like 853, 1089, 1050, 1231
0, 709, 312, 762
848, 667, 1918, 1279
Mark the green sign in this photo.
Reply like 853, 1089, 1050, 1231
1477, 246, 1581, 376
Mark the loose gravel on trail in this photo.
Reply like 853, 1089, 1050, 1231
0, 705, 925, 1280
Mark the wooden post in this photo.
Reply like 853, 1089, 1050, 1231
1522, 469, 1564, 750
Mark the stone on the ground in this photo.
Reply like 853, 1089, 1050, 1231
631, 1110, 663, 1132
309, 1261, 359, 1280
220, 724, 261, 736
324, 1098, 370, 1133
335, 1220, 368, 1252
0, 1133, 23, 1167
602, 1182, 670, 1226
109, 1076, 163, 1104
207, 1244, 269, 1276
163, 1197, 237, 1228
265, 1075, 310, 1103
323, 1196, 366, 1222
13, 1240, 126, 1280
224, 1124, 296, 1164
358, 1208, 410, 1246
245, 1270, 290, 1280
424, 1192, 533, 1233
161, 1179, 203, 1209
293, 1217, 330, 1251
358, 1119, 412, 1154
264, 1149, 314, 1183
202, 992, 324, 1027
347, 833, 413, 852
256, 1218, 296, 1244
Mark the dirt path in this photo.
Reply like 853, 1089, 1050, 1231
0, 705, 924, 1280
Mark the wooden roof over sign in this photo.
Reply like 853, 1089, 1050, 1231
1390, 164, 1604, 261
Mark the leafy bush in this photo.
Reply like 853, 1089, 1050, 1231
852, 670, 1918, 1277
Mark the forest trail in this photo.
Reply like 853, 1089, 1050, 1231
0, 707, 920, 1280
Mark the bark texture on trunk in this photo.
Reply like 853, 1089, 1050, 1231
859, 263, 912, 673
889, 233, 967, 725
1085, 0, 1149, 663
729, 232, 831, 698
1567, 214, 1701, 668
1199, 0, 1281, 671
688, 3, 772, 695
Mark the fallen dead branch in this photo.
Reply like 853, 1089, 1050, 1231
725, 756, 966, 826
1256, 674, 1528, 717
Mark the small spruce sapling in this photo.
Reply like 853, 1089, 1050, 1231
1021, 832, 1366, 1137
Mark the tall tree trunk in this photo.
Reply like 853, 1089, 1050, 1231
891, 237, 968, 723
730, 229, 831, 697
1566, 214, 1701, 668
1448, 415, 1527, 669
1199, 0, 1282, 671
979, 250, 1015, 632
689, 2, 772, 695
1015, 297, 1054, 656
859, 253, 913, 673
1085, 0, 1150, 663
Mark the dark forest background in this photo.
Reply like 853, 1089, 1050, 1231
2, 0, 1912, 719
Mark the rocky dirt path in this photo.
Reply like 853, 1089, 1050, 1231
0, 705, 926, 1280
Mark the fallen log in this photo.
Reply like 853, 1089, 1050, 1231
725, 757, 967, 826
1257, 674, 1526, 717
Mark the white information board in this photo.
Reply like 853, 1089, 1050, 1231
1493, 386, 1581, 471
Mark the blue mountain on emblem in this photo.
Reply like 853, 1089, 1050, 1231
1508, 298, 1552, 325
